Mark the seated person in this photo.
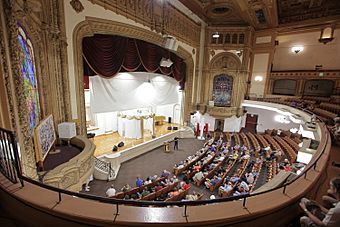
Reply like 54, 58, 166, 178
144, 177, 152, 185
136, 176, 144, 187
105, 184, 116, 197
161, 169, 171, 178
300, 176, 340, 227
192, 171, 205, 182
220, 182, 233, 193
121, 183, 131, 192
245, 172, 255, 185
181, 181, 190, 190
185, 191, 199, 201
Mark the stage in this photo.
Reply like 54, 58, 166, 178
91, 122, 183, 157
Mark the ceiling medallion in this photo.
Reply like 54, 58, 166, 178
212, 7, 230, 14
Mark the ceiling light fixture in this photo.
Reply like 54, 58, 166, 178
212, 32, 220, 38
254, 76, 263, 82
291, 46, 304, 54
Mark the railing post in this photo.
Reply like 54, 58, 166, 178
283, 185, 287, 194
304, 171, 307, 179
313, 162, 317, 170
58, 191, 62, 203
115, 203, 119, 215
243, 197, 247, 208
183, 204, 188, 217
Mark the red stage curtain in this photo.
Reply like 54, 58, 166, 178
82, 34, 186, 89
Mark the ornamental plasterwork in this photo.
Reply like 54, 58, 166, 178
70, 0, 84, 13
207, 106, 238, 118
0, 16, 16, 131
61, 170, 79, 189
1, 0, 70, 179
5, 8, 38, 179
73, 18, 195, 134
270, 71, 340, 80
210, 52, 241, 71
87, 0, 200, 46
202, 52, 246, 117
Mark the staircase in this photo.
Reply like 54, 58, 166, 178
93, 157, 116, 181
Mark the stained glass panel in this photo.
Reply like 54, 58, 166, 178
213, 74, 233, 107
18, 24, 40, 133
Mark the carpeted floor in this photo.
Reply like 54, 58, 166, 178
43, 145, 82, 171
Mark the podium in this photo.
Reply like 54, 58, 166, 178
164, 141, 170, 152
58, 122, 77, 145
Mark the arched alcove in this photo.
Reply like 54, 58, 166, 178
72, 17, 195, 135
205, 52, 245, 117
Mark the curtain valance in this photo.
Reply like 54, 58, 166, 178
83, 34, 186, 89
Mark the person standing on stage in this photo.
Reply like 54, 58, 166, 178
174, 137, 179, 150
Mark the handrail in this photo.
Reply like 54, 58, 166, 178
3, 101, 332, 214
94, 156, 115, 180
17, 126, 330, 208
0, 127, 22, 185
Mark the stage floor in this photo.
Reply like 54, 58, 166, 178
91, 122, 182, 157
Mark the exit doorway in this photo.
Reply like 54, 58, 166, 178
214, 119, 224, 132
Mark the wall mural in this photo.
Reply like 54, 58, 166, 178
18, 24, 40, 134
213, 74, 233, 107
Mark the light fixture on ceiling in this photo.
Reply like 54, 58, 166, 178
291, 46, 304, 54
212, 32, 220, 38
319, 26, 334, 44
254, 75, 263, 82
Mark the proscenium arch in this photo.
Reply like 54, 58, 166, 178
73, 17, 195, 135
207, 52, 243, 107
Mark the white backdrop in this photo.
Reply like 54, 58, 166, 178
90, 72, 179, 113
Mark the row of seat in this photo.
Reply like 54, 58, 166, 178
218, 158, 250, 198
319, 102, 340, 115
274, 136, 297, 163
113, 176, 167, 199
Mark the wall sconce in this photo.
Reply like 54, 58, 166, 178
236, 50, 243, 57
319, 26, 334, 44
212, 32, 220, 38
291, 46, 304, 54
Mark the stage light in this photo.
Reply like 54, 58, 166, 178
136, 80, 156, 104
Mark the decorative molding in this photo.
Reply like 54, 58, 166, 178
70, 0, 84, 13
73, 17, 195, 134
42, 136, 95, 192
88, 0, 201, 47
206, 106, 239, 118
270, 71, 340, 79
4, 2, 38, 179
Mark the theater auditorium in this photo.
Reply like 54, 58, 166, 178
0, 0, 340, 226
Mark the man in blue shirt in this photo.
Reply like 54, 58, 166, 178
136, 177, 144, 187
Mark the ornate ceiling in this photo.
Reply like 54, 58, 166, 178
277, 0, 340, 24
178, 0, 340, 29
